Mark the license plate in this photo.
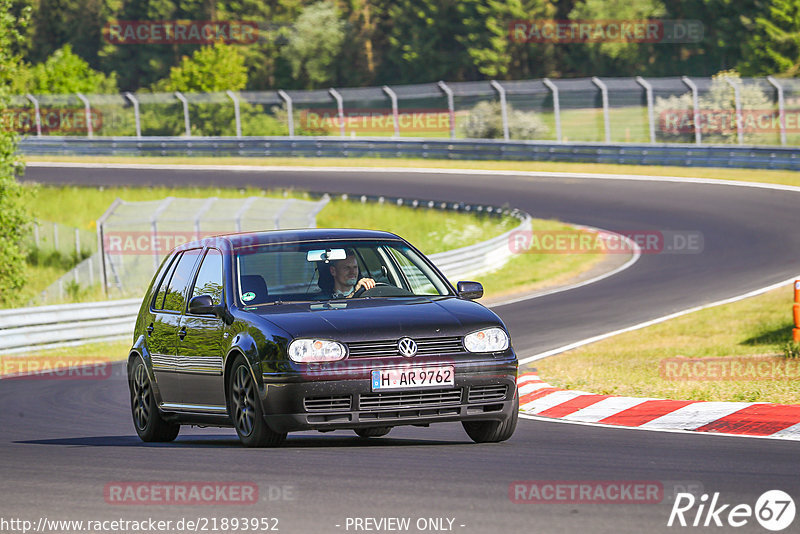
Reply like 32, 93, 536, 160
371, 366, 455, 391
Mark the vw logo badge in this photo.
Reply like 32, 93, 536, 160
397, 337, 418, 357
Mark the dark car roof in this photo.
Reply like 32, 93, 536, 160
183, 228, 404, 251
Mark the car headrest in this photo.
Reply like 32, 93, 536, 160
240, 274, 268, 303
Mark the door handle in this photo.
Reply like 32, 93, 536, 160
146, 324, 154, 336
178, 327, 187, 340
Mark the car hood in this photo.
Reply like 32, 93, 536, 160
250, 297, 504, 341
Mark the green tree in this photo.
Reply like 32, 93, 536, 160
154, 44, 248, 93
739, 0, 800, 76
0, 0, 33, 307
280, 1, 347, 88
19, 45, 118, 94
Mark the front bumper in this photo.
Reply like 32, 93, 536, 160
259, 357, 517, 433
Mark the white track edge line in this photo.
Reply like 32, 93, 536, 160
519, 275, 800, 365
488, 225, 641, 308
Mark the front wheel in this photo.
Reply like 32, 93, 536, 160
228, 357, 286, 447
130, 358, 180, 442
462, 395, 518, 443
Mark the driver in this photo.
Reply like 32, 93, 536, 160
329, 251, 375, 298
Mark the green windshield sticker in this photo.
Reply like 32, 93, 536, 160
242, 292, 256, 302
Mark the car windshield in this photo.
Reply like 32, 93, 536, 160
235, 240, 452, 304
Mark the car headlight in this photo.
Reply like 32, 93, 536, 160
464, 327, 509, 353
288, 339, 347, 363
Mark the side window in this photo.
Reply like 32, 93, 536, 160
153, 252, 181, 310
162, 250, 201, 313
191, 249, 223, 305
386, 246, 439, 295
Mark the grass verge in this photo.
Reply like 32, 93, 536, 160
16, 183, 603, 307
23, 155, 800, 188
536, 284, 800, 404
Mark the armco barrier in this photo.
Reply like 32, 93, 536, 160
18, 136, 800, 170
1, 207, 530, 354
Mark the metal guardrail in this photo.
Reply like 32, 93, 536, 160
0, 299, 140, 354
1, 204, 530, 354
19, 136, 800, 170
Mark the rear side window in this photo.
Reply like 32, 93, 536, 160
160, 250, 201, 313
190, 249, 224, 305
153, 253, 181, 310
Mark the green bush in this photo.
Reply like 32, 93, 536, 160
459, 100, 548, 140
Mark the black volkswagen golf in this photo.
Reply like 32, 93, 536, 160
128, 229, 518, 447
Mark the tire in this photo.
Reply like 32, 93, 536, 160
462, 395, 518, 443
354, 426, 392, 438
130, 358, 180, 442
228, 356, 286, 447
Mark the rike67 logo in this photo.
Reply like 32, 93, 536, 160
668, 490, 795, 531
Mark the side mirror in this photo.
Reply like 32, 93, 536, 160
188, 294, 216, 315
457, 281, 483, 300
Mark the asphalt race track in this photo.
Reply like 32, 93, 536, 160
3, 164, 800, 533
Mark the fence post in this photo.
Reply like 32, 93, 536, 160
25, 94, 42, 136
97, 198, 123, 296
124, 92, 141, 138
151, 197, 175, 272
681, 76, 702, 145
33, 221, 40, 247
53, 222, 59, 251
382, 85, 400, 137
174, 91, 191, 137
193, 197, 217, 238
767, 76, 786, 146
75, 93, 93, 138
724, 78, 743, 145
437, 81, 456, 139
226, 90, 242, 138
591, 77, 611, 143
278, 90, 294, 137
489, 80, 509, 141
234, 197, 258, 232
328, 88, 345, 137
74, 228, 81, 259
635, 76, 656, 144
542, 78, 561, 142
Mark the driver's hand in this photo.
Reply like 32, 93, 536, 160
349, 278, 375, 297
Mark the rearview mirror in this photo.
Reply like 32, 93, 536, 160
188, 294, 216, 315
457, 281, 483, 300
307, 249, 347, 262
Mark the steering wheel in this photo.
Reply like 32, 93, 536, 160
352, 281, 391, 298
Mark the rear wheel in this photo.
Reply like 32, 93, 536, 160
462, 395, 518, 443
354, 426, 392, 438
228, 356, 286, 447
130, 358, 180, 442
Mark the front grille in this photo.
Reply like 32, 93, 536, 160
347, 337, 463, 358
359, 388, 463, 410
468, 384, 508, 403
304, 395, 352, 412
